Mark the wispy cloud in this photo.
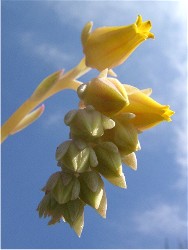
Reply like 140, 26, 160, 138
20, 32, 73, 69
134, 203, 187, 237
163, 23, 187, 190
43, 111, 64, 128
45, 1, 186, 28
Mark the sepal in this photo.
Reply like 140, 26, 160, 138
79, 171, 105, 209
94, 142, 126, 188
61, 199, 85, 237
102, 113, 140, 155
122, 152, 137, 170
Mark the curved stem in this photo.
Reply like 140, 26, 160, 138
1, 58, 91, 144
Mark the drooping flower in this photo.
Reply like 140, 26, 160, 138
120, 84, 175, 131
82, 15, 154, 71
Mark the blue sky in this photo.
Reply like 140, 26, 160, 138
1, 0, 187, 249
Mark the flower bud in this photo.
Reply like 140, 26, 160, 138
102, 113, 140, 155
37, 194, 85, 237
82, 15, 154, 71
37, 193, 63, 224
42, 171, 80, 204
94, 142, 126, 188
64, 105, 115, 140
61, 199, 85, 237
56, 140, 92, 173
77, 70, 129, 116
79, 171, 105, 210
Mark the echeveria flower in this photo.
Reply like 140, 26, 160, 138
13, 16, 173, 237
82, 15, 154, 71
121, 84, 175, 131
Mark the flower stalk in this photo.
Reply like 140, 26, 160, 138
1, 58, 90, 143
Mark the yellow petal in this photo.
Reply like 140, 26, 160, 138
81, 21, 93, 47
83, 15, 154, 71
132, 113, 169, 131
122, 87, 171, 117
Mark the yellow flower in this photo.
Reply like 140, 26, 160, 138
82, 15, 154, 71
120, 84, 175, 131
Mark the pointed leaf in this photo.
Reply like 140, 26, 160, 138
31, 70, 64, 101
10, 104, 45, 135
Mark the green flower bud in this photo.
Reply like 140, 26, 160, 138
56, 140, 91, 173
42, 171, 80, 204
79, 171, 105, 210
94, 142, 126, 188
102, 113, 140, 155
64, 105, 115, 140
61, 199, 85, 237
37, 193, 63, 224
52, 174, 80, 204
77, 70, 129, 116
37, 194, 85, 237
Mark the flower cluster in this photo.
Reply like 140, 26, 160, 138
37, 67, 174, 236
1, 14, 174, 237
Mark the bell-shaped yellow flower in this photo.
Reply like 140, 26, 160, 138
82, 15, 154, 71
120, 84, 175, 131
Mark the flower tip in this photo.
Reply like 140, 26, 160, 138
59, 69, 65, 78
148, 32, 155, 39
162, 106, 175, 121
136, 15, 143, 26
81, 21, 93, 47
40, 104, 45, 112
135, 15, 154, 40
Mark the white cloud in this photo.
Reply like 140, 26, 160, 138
45, 1, 186, 28
134, 203, 187, 237
43, 111, 64, 127
163, 25, 187, 190
20, 32, 73, 68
